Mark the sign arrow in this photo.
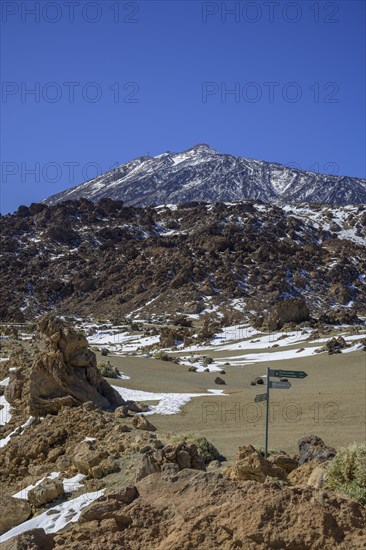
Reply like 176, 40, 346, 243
254, 393, 267, 403
268, 369, 308, 379
269, 381, 291, 389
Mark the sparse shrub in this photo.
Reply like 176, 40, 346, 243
97, 361, 120, 379
326, 443, 366, 504
170, 433, 223, 464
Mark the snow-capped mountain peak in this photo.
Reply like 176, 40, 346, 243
44, 145, 366, 206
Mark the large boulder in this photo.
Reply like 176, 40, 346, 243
319, 309, 360, 325
0, 528, 55, 550
315, 337, 348, 355
0, 495, 32, 534
28, 478, 64, 507
78, 487, 139, 525
25, 316, 124, 415
132, 414, 157, 432
72, 441, 109, 474
298, 435, 336, 465
266, 298, 310, 330
225, 445, 287, 483
137, 442, 206, 480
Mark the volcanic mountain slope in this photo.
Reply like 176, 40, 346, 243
1, 199, 365, 322
43, 144, 366, 207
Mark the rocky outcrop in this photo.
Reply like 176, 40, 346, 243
318, 309, 360, 325
132, 414, 157, 432
0, 403, 134, 487
26, 316, 124, 415
137, 442, 206, 480
4, 316, 126, 419
79, 486, 138, 525
224, 444, 287, 483
0, 495, 31, 535
298, 435, 336, 465
160, 327, 192, 348
71, 440, 121, 479
315, 336, 348, 355
266, 298, 310, 330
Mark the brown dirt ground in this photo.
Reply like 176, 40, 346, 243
105, 347, 366, 462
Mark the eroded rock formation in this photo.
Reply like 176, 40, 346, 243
20, 316, 124, 415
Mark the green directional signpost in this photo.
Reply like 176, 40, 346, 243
268, 369, 308, 379
255, 367, 308, 459
269, 380, 291, 389
254, 393, 267, 403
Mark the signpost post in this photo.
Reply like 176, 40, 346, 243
265, 367, 270, 460
255, 368, 308, 459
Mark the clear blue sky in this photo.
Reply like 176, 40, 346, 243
1, 0, 365, 213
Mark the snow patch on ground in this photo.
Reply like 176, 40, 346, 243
112, 386, 226, 415
0, 394, 12, 425
0, 417, 34, 448
63, 474, 86, 493
181, 326, 309, 353
13, 472, 61, 500
342, 343, 365, 353
178, 357, 223, 373
12, 473, 86, 500
217, 346, 319, 365
0, 490, 104, 543
117, 372, 130, 380
88, 330, 159, 352
0, 375, 12, 425
179, 327, 365, 361
210, 338, 364, 365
